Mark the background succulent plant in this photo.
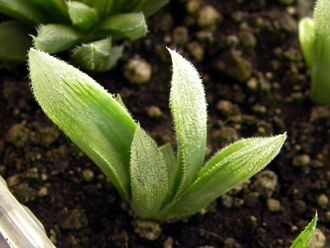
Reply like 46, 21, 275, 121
0, 0, 169, 71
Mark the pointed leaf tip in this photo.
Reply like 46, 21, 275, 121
290, 212, 318, 248
167, 48, 207, 197
29, 49, 137, 200
157, 133, 287, 220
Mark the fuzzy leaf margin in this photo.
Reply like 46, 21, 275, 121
158, 134, 286, 221
67, 1, 99, 31
298, 17, 315, 69
311, 0, 330, 104
33, 24, 83, 54
130, 127, 168, 218
99, 12, 148, 40
168, 48, 207, 197
290, 213, 318, 248
28, 48, 137, 200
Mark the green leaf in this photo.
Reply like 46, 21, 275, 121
159, 143, 178, 200
33, 24, 83, 54
298, 17, 315, 69
133, 0, 169, 17
0, 22, 31, 63
168, 48, 207, 197
0, 0, 48, 24
67, 1, 99, 31
72, 38, 124, 72
114, 94, 130, 114
80, 0, 114, 18
30, 0, 69, 22
28, 48, 137, 200
290, 213, 318, 248
158, 134, 286, 221
105, 45, 124, 69
130, 127, 168, 218
109, 0, 127, 14
99, 12, 148, 40
311, 0, 330, 104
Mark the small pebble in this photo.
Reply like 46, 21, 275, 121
198, 5, 222, 28
247, 78, 258, 90
188, 42, 205, 62
225, 238, 242, 248
6, 123, 30, 147
293, 200, 306, 214
267, 199, 281, 212
6, 174, 21, 187
293, 154, 311, 167
38, 187, 48, 197
147, 106, 163, 119
133, 220, 162, 241
173, 26, 189, 45
252, 170, 278, 198
186, 0, 201, 15
318, 194, 329, 209
60, 209, 88, 231
163, 237, 174, 248
82, 169, 94, 182
309, 228, 326, 248
244, 192, 260, 207
124, 57, 152, 85
222, 194, 234, 208
239, 31, 257, 49
310, 107, 330, 122
217, 100, 240, 116
325, 211, 330, 223
215, 50, 252, 82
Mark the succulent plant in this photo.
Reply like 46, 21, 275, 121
29, 47, 286, 222
0, 0, 169, 71
299, 0, 330, 104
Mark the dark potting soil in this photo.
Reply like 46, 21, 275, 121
0, 0, 329, 247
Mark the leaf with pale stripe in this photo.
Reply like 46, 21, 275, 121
33, 24, 83, 54
0, 0, 47, 25
168, 48, 207, 197
159, 143, 178, 199
130, 127, 168, 218
298, 18, 314, 69
158, 134, 286, 221
67, 1, 99, 31
72, 38, 124, 72
29, 49, 137, 200
99, 12, 147, 40
290, 213, 318, 248
311, 0, 330, 104
133, 0, 169, 17
30, 0, 68, 22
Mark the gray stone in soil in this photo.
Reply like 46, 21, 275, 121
132, 220, 162, 241
60, 209, 88, 231
252, 170, 278, 198
215, 49, 252, 82
309, 228, 326, 248
124, 57, 152, 85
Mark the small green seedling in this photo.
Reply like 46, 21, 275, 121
29, 47, 286, 222
299, 0, 330, 104
290, 213, 318, 248
0, 0, 168, 71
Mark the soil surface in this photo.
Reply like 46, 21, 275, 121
0, 0, 329, 247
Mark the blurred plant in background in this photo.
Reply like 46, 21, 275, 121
0, 0, 169, 71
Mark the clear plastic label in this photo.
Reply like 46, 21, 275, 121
0, 229, 13, 248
